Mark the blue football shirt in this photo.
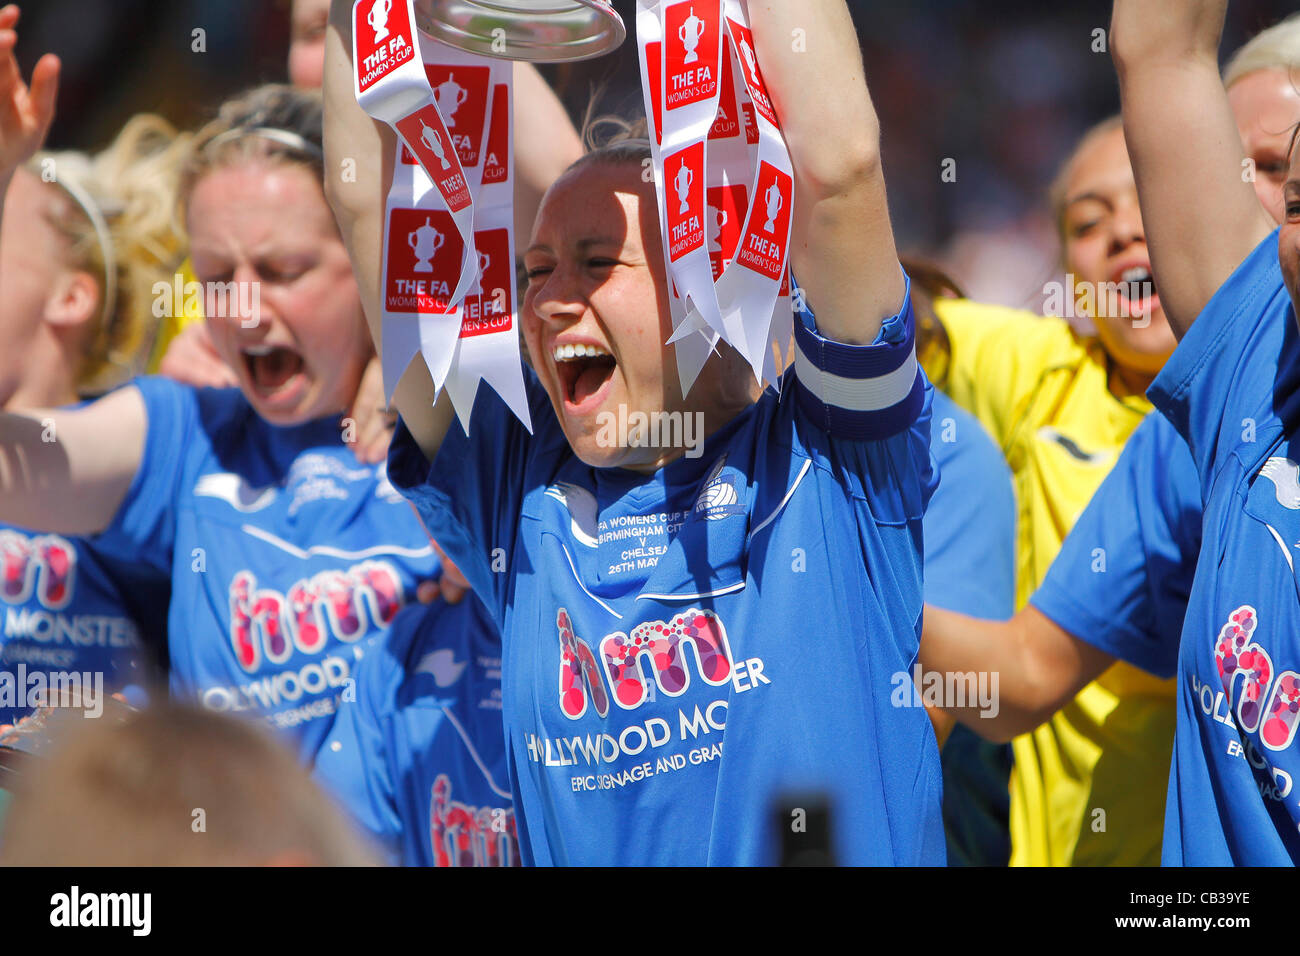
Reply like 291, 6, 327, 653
924, 390, 1016, 867
92, 377, 438, 760
312, 595, 516, 866
0, 523, 166, 725
924, 392, 1016, 621
390, 277, 947, 866
1030, 410, 1202, 681
1148, 229, 1300, 865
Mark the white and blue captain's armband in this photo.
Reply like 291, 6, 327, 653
791, 271, 925, 440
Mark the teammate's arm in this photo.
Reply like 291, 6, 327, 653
0, 8, 144, 536
322, 0, 453, 462
0, 3, 56, 259
1110, 0, 1275, 337
747, 0, 904, 344
921, 605, 1117, 742
512, 62, 583, 242
0, 392, 147, 536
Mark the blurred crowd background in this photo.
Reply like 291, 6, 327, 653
24, 0, 1298, 312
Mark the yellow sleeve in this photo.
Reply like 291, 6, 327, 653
930, 298, 1084, 448
145, 259, 205, 374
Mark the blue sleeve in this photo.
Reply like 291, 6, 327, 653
1029, 413, 1201, 679
387, 372, 559, 620
88, 376, 194, 575
923, 393, 1015, 620
1148, 229, 1295, 494
791, 271, 928, 441
311, 611, 411, 866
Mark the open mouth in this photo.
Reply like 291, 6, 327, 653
553, 343, 617, 413
242, 344, 305, 396
1114, 265, 1159, 313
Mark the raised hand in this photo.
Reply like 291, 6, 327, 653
345, 354, 397, 465
1110, 0, 1227, 68
158, 321, 240, 390
1110, 0, 1273, 335
0, 5, 59, 181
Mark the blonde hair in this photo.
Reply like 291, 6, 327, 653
566, 111, 652, 176
29, 115, 191, 395
1224, 13, 1300, 88
0, 700, 376, 866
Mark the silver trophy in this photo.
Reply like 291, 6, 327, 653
413, 0, 625, 62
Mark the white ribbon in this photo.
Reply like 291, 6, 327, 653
637, 0, 796, 391
353, 0, 530, 432
716, 0, 794, 387
635, 0, 718, 398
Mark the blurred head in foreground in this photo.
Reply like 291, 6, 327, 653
0, 701, 375, 866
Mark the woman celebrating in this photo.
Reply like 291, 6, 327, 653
0, 37, 442, 758
0, 10, 187, 729
921, 113, 1179, 866
1100, 0, 1299, 864
326, 0, 943, 865
922, 10, 1300, 866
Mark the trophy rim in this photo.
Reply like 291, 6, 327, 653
412, 0, 626, 63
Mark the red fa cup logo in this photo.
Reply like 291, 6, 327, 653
419, 119, 451, 170
433, 73, 470, 128
368, 0, 393, 43
679, 7, 706, 64
408, 217, 446, 273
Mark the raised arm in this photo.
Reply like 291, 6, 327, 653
0, 6, 143, 536
1110, 0, 1275, 336
323, 4, 581, 462
0, 393, 146, 536
0, 3, 55, 255
323, 0, 451, 462
921, 605, 1116, 743
747, 0, 903, 344
511, 62, 583, 242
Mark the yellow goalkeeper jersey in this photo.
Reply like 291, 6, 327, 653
928, 297, 1176, 867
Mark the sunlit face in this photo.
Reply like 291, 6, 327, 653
187, 162, 372, 426
1060, 124, 1176, 380
0, 169, 96, 404
1229, 68, 1300, 226
522, 161, 752, 471
288, 0, 329, 90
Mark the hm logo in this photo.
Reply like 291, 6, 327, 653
556, 607, 734, 720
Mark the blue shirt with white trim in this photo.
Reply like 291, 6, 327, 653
90, 377, 438, 761
1147, 228, 1300, 865
1030, 411, 1201, 681
312, 595, 517, 866
390, 277, 945, 865
923, 391, 1016, 866
0, 524, 165, 726
1, 396, 168, 728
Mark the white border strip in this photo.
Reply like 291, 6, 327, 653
794, 342, 917, 412
748, 457, 811, 543
636, 580, 746, 603
557, 541, 623, 620
240, 524, 434, 561
440, 704, 513, 800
